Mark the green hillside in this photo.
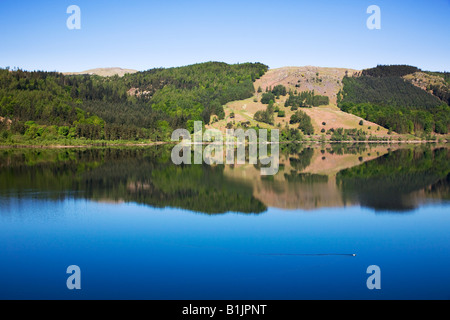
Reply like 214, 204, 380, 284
338, 65, 450, 134
0, 62, 268, 143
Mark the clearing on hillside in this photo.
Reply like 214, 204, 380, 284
208, 66, 391, 137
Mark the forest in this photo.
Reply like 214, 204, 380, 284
338, 65, 450, 134
0, 62, 268, 143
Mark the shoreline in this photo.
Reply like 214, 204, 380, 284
0, 139, 448, 149
0, 141, 172, 149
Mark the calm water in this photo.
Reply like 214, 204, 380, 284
0, 144, 449, 299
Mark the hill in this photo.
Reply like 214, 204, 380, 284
338, 65, 450, 134
208, 66, 391, 138
1, 63, 449, 145
63, 67, 138, 77
0, 62, 268, 143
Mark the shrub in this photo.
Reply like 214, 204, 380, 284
58, 126, 70, 137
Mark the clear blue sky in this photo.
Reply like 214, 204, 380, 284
0, 0, 449, 72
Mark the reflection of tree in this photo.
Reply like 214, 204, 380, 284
289, 148, 314, 171
328, 143, 367, 155
426, 174, 450, 200
284, 173, 328, 183
0, 147, 266, 214
336, 148, 450, 211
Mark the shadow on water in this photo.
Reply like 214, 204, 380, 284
0, 143, 448, 214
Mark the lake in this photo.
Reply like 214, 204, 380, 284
0, 144, 449, 299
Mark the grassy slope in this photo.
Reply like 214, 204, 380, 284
208, 66, 393, 138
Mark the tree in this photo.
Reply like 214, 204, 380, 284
290, 110, 314, 135
271, 85, 287, 97
261, 92, 275, 104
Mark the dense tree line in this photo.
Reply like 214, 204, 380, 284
361, 65, 420, 77
0, 62, 268, 142
361, 66, 450, 106
338, 76, 442, 109
338, 68, 450, 134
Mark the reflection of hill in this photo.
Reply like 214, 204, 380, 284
301, 144, 393, 175
0, 145, 448, 214
224, 144, 450, 211
0, 147, 266, 215
224, 144, 398, 210
426, 174, 450, 201
225, 164, 342, 210
336, 147, 450, 211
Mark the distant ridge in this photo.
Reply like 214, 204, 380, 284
64, 67, 138, 77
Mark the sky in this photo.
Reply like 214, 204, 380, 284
0, 0, 449, 72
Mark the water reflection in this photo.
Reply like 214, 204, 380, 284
0, 144, 448, 214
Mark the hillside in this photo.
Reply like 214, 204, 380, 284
403, 71, 450, 105
1, 63, 449, 146
338, 65, 450, 134
207, 64, 450, 139
0, 62, 268, 143
208, 66, 391, 138
254, 66, 357, 105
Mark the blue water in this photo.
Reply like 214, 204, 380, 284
1, 197, 449, 300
